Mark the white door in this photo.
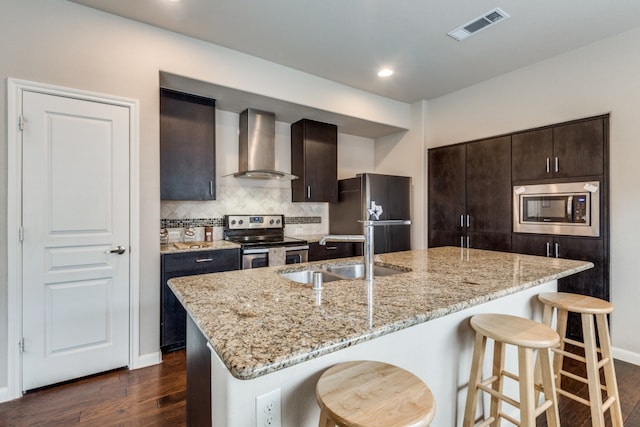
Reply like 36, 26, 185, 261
21, 91, 130, 391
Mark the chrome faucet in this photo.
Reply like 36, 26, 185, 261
319, 202, 411, 284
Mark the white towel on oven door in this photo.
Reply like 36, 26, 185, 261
268, 247, 286, 266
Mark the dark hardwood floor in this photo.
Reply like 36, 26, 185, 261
0, 350, 186, 426
0, 349, 639, 426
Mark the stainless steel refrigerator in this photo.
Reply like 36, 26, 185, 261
329, 173, 411, 254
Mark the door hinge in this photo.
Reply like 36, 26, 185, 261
18, 115, 25, 131
19, 337, 24, 353
18, 226, 24, 242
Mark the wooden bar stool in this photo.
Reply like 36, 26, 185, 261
463, 314, 560, 427
538, 292, 623, 427
315, 360, 435, 427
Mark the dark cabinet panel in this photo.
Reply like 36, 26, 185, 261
428, 144, 465, 234
512, 234, 605, 339
308, 241, 356, 261
160, 89, 216, 200
186, 315, 211, 426
512, 128, 553, 181
467, 232, 512, 252
511, 117, 605, 182
553, 119, 604, 178
428, 137, 511, 251
161, 249, 240, 352
291, 119, 338, 202
428, 230, 462, 248
466, 136, 512, 234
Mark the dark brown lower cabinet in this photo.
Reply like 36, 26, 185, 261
161, 249, 240, 352
429, 231, 511, 252
512, 234, 606, 339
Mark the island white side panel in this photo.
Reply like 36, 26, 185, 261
210, 280, 557, 427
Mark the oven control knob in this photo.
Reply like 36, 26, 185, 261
269, 219, 274, 225
276, 219, 281, 224
230, 220, 236, 225
238, 219, 244, 225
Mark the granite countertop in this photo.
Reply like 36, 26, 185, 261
160, 240, 240, 254
168, 247, 592, 380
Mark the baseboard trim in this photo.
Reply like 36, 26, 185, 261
131, 350, 163, 370
612, 346, 640, 366
0, 386, 15, 403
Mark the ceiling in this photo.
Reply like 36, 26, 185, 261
68, 0, 640, 104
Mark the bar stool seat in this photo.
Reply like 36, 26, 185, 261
463, 313, 560, 427
538, 292, 623, 427
315, 360, 435, 427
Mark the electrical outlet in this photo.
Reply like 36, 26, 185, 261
256, 388, 281, 427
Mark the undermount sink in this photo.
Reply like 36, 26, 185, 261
325, 263, 404, 279
278, 263, 406, 284
278, 270, 344, 284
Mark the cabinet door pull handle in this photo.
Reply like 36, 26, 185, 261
209, 180, 214, 196
460, 214, 464, 227
466, 236, 470, 249
555, 243, 560, 258
546, 242, 551, 258
307, 186, 311, 199
555, 157, 559, 173
195, 258, 214, 263
466, 215, 470, 228
546, 157, 550, 173
460, 236, 464, 249
325, 246, 338, 250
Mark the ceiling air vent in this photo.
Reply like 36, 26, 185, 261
447, 7, 510, 41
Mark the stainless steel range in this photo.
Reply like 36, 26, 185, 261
223, 214, 308, 269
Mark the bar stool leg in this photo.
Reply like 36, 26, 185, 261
582, 313, 606, 427
518, 347, 536, 426
318, 411, 335, 427
490, 341, 506, 424
539, 347, 560, 427
553, 309, 568, 390
595, 313, 624, 427
463, 332, 488, 427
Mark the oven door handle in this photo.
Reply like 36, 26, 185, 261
284, 245, 310, 252
242, 248, 269, 255
243, 245, 309, 254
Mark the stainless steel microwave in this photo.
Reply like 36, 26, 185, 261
513, 181, 600, 237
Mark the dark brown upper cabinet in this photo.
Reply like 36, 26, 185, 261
291, 119, 338, 203
160, 89, 216, 200
512, 117, 605, 182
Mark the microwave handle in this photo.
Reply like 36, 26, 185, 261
567, 195, 573, 220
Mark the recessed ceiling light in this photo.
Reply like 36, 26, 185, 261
377, 69, 393, 78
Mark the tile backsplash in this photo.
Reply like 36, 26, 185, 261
161, 184, 328, 240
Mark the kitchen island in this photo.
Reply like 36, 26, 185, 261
168, 247, 592, 426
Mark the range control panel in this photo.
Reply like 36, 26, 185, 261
225, 215, 284, 230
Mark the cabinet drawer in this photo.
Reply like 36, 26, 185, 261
308, 242, 355, 261
162, 249, 240, 274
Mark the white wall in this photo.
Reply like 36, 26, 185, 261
338, 134, 375, 179
0, 0, 410, 395
375, 101, 428, 249
425, 27, 640, 363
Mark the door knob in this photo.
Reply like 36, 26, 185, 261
107, 246, 126, 255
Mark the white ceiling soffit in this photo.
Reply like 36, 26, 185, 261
69, 1, 640, 103
159, 72, 408, 139
448, 8, 510, 41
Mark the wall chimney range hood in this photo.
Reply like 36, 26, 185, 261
233, 108, 297, 180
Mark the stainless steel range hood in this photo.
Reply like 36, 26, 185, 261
233, 108, 297, 180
